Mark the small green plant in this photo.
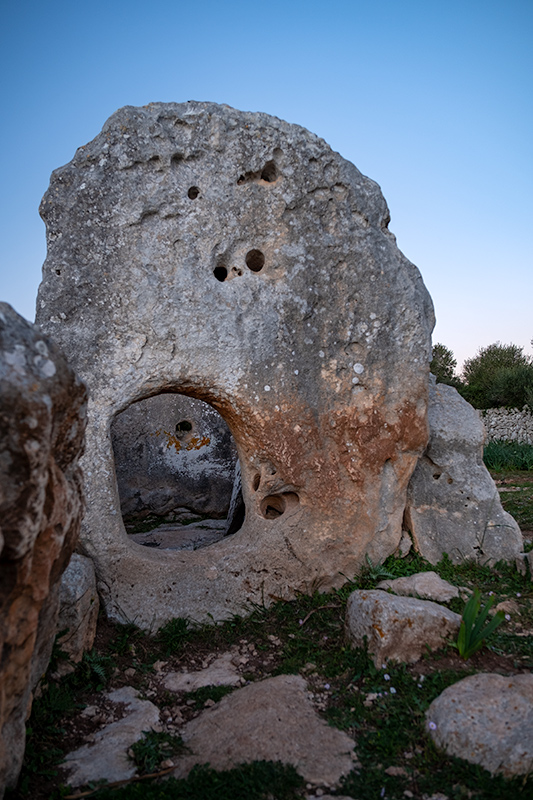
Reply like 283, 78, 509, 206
357, 554, 396, 588
453, 588, 505, 659
185, 684, 235, 709
129, 729, 187, 774
156, 617, 193, 655
484, 440, 533, 471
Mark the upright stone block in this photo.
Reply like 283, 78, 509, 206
36, 102, 434, 628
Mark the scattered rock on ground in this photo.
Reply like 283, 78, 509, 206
63, 686, 161, 786
54, 553, 99, 676
0, 302, 87, 796
163, 651, 242, 691
376, 571, 460, 603
426, 672, 533, 777
172, 674, 356, 786
345, 590, 461, 667
405, 378, 524, 566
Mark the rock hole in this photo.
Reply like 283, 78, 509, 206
55, 269, 61, 276
260, 161, 278, 182
447, 477, 453, 484
246, 249, 265, 273
214, 266, 228, 282
432, 473, 441, 480
260, 492, 299, 520
188, 186, 200, 199
171, 153, 183, 165
111, 394, 243, 549
252, 473, 261, 491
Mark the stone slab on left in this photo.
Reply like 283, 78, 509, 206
0, 302, 87, 796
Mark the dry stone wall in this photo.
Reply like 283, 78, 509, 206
482, 407, 533, 445
35, 102, 435, 628
0, 303, 86, 794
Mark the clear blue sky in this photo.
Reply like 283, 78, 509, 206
1, 0, 531, 371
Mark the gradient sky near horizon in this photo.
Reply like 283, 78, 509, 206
1, 0, 531, 371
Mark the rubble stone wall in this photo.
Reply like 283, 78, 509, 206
482, 407, 533, 445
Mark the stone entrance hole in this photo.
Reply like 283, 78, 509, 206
111, 393, 243, 550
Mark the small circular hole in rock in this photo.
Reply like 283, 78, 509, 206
188, 186, 200, 199
214, 266, 228, 282
261, 161, 278, 182
176, 420, 193, 434
246, 249, 265, 273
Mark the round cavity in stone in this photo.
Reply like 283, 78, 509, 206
187, 186, 200, 199
246, 249, 265, 273
111, 394, 242, 548
260, 492, 299, 520
214, 266, 228, 282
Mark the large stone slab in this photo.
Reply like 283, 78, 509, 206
36, 102, 434, 628
405, 379, 523, 565
63, 686, 161, 786
172, 674, 356, 786
345, 589, 460, 666
426, 673, 533, 777
0, 302, 86, 794
376, 571, 460, 603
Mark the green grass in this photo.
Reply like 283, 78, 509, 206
129, 730, 187, 774
484, 440, 533, 471
8, 548, 533, 800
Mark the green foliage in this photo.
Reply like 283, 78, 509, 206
489, 364, 533, 411
430, 343, 459, 385
156, 617, 193, 655
91, 761, 304, 800
356, 554, 396, 588
453, 588, 505, 659
461, 341, 532, 409
73, 649, 113, 690
129, 729, 187, 774
484, 440, 533, 471
184, 684, 235, 709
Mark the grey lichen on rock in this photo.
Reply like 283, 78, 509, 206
36, 101, 435, 628
405, 378, 524, 565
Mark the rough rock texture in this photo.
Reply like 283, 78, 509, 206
111, 393, 238, 521
405, 379, 523, 565
35, 101, 434, 628
163, 652, 242, 692
0, 302, 86, 793
426, 673, 533, 777
55, 554, 99, 676
345, 589, 460, 667
376, 571, 460, 602
172, 674, 356, 785
63, 686, 161, 786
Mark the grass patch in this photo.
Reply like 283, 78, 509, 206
129, 730, 187, 774
484, 440, 533, 471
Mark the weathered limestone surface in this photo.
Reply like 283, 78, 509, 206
405, 380, 523, 565
376, 571, 460, 603
55, 553, 99, 676
36, 102, 434, 628
63, 686, 161, 786
111, 393, 237, 520
172, 675, 356, 785
427, 673, 533, 777
345, 589, 460, 666
0, 302, 86, 794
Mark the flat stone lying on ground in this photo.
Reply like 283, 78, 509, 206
172, 674, 356, 786
63, 686, 161, 786
426, 672, 533, 777
345, 590, 461, 667
163, 652, 242, 692
129, 520, 227, 551
376, 571, 460, 603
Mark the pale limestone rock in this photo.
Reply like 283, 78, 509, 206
54, 554, 99, 676
405, 379, 523, 565
172, 674, 356, 785
0, 303, 86, 795
377, 571, 460, 603
63, 686, 161, 786
426, 673, 533, 777
345, 590, 460, 667
163, 651, 241, 692
35, 102, 434, 628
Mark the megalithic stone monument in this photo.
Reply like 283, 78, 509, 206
36, 102, 435, 629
